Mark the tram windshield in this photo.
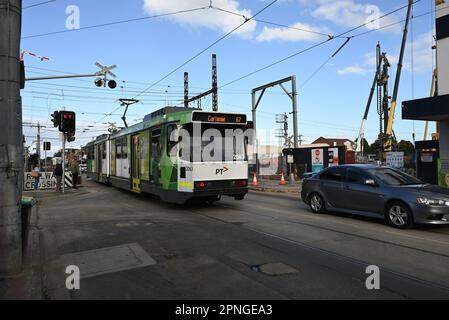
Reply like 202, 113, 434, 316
175, 123, 250, 163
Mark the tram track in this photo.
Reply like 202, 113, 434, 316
184, 196, 449, 296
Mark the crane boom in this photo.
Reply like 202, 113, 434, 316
384, 0, 414, 152
356, 65, 378, 153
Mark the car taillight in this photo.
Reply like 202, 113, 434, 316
195, 181, 207, 188
236, 180, 247, 186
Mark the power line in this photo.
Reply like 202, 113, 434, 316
23, 0, 56, 10
212, 6, 335, 39
221, 0, 422, 88
300, 37, 351, 89
94, 0, 279, 124
22, 6, 210, 39
131, 0, 279, 100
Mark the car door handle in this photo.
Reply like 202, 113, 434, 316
344, 185, 351, 190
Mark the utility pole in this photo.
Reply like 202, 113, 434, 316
0, 0, 23, 274
184, 72, 189, 108
291, 75, 299, 148
36, 122, 41, 168
23, 122, 48, 167
212, 54, 218, 111
183, 54, 218, 111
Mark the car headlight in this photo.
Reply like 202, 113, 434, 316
416, 197, 449, 206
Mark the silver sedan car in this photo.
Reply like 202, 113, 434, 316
301, 164, 449, 229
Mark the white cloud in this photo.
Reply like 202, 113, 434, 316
337, 66, 367, 75
310, 0, 401, 34
256, 22, 329, 42
143, 0, 256, 38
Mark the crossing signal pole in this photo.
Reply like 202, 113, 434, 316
51, 110, 76, 193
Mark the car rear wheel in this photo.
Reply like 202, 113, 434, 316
386, 201, 414, 229
309, 193, 325, 213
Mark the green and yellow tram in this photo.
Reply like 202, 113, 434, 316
85, 107, 251, 204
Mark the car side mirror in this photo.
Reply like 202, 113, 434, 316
365, 179, 376, 186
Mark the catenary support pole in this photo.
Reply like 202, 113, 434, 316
0, 0, 23, 274
36, 122, 41, 168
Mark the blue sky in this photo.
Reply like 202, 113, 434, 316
21, 0, 438, 153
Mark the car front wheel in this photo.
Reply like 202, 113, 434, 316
309, 193, 325, 213
386, 201, 414, 229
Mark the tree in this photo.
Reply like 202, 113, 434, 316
361, 138, 372, 154
398, 140, 415, 155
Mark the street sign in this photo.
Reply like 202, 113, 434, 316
287, 155, 294, 164
386, 152, 404, 169
311, 149, 324, 172
23, 172, 73, 190
43, 141, 51, 151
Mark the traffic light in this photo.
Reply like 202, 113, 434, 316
59, 111, 76, 133
66, 132, 76, 143
51, 111, 60, 128
43, 141, 51, 151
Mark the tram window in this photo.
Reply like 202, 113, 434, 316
102, 143, 107, 159
152, 129, 161, 158
122, 137, 128, 159
116, 140, 122, 159
167, 124, 178, 156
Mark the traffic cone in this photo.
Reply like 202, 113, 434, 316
252, 172, 259, 186
279, 172, 286, 185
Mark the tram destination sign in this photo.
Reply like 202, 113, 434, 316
192, 112, 247, 124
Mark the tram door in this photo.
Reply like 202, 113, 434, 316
131, 134, 141, 193
151, 128, 161, 185
96, 144, 102, 181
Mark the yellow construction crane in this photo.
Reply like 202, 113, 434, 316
384, 0, 414, 152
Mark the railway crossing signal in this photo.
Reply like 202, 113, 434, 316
25, 61, 118, 90
94, 62, 117, 89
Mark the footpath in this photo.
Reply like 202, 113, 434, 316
0, 186, 87, 299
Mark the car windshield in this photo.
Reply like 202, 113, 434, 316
369, 168, 423, 186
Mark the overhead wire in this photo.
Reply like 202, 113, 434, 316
23, 0, 56, 10
131, 0, 279, 100
220, 0, 422, 88
22, 6, 211, 39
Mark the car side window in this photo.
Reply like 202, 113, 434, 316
346, 169, 369, 184
320, 167, 345, 181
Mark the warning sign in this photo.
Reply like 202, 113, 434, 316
386, 152, 404, 169
24, 172, 56, 191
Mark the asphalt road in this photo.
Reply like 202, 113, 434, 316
35, 181, 449, 299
